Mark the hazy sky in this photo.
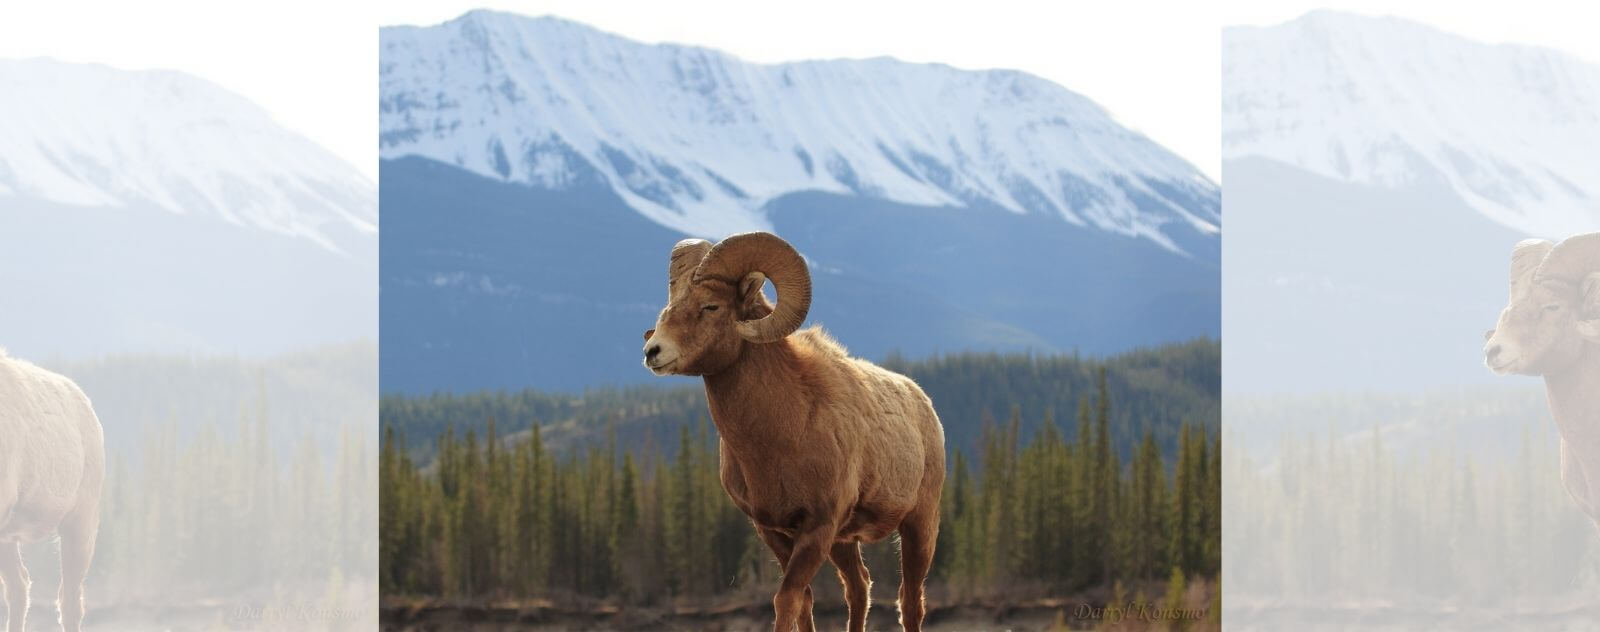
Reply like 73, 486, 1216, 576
3, 1, 1597, 184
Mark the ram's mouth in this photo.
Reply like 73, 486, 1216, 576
647, 359, 678, 374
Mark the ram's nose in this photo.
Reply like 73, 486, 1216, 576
1484, 343, 1503, 363
645, 344, 662, 362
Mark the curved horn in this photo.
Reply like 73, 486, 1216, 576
692, 232, 811, 343
1534, 232, 1600, 284
1509, 239, 1554, 297
667, 239, 713, 296
1510, 239, 1554, 281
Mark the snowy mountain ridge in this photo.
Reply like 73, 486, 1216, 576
0, 58, 376, 254
379, 11, 1219, 253
1223, 11, 1600, 239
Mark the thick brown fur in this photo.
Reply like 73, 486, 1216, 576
1, 353, 104, 632
644, 234, 945, 632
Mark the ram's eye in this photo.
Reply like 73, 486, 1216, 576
702, 304, 720, 312
1545, 304, 1563, 313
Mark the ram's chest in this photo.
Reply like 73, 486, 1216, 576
720, 446, 832, 528
719, 449, 793, 517
716, 443, 909, 543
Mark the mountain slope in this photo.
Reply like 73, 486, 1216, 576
381, 340, 1221, 466
1224, 11, 1600, 239
0, 59, 377, 358
380, 10, 1218, 255
382, 157, 1220, 392
1222, 156, 1524, 392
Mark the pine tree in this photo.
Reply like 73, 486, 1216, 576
1073, 395, 1096, 587
1205, 431, 1221, 574
1092, 368, 1114, 584
1162, 566, 1189, 631
614, 452, 642, 598
379, 427, 401, 590
669, 423, 698, 594
1170, 423, 1196, 575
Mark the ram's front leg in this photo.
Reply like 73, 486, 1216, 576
772, 526, 831, 632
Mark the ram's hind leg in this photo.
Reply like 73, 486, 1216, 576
896, 506, 939, 632
0, 541, 28, 632
57, 498, 100, 632
829, 541, 871, 632
757, 527, 815, 632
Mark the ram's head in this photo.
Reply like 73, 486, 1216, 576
642, 232, 812, 376
1485, 233, 1600, 376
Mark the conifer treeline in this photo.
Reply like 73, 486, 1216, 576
380, 370, 1222, 602
1225, 416, 1600, 604
17, 384, 379, 611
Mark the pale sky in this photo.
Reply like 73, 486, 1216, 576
3, 2, 1598, 185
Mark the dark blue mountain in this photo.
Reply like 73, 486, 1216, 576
380, 156, 1217, 393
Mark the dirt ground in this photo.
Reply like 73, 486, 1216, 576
380, 599, 1213, 632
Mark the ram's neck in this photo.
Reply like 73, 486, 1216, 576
1546, 342, 1600, 448
701, 338, 814, 455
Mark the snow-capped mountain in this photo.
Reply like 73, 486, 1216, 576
1224, 11, 1600, 239
1220, 12, 1600, 393
380, 10, 1218, 254
378, 10, 1220, 392
1, 59, 376, 359
0, 58, 376, 255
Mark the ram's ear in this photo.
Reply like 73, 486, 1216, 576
1580, 273, 1600, 342
738, 272, 770, 314
1583, 273, 1600, 314
1579, 321, 1600, 342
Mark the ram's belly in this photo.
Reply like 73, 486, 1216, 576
0, 496, 74, 543
736, 491, 912, 544
1, 455, 81, 543
1, 443, 83, 543
836, 501, 909, 544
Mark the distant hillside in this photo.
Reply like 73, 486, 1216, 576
37, 342, 377, 461
1225, 381, 1554, 464
380, 339, 1219, 464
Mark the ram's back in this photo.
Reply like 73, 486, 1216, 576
788, 328, 942, 506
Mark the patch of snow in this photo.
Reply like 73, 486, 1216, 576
1224, 11, 1600, 238
379, 11, 1218, 252
0, 58, 377, 255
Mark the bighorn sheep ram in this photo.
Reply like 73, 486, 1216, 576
641, 232, 946, 632
1485, 232, 1600, 531
0, 349, 104, 632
